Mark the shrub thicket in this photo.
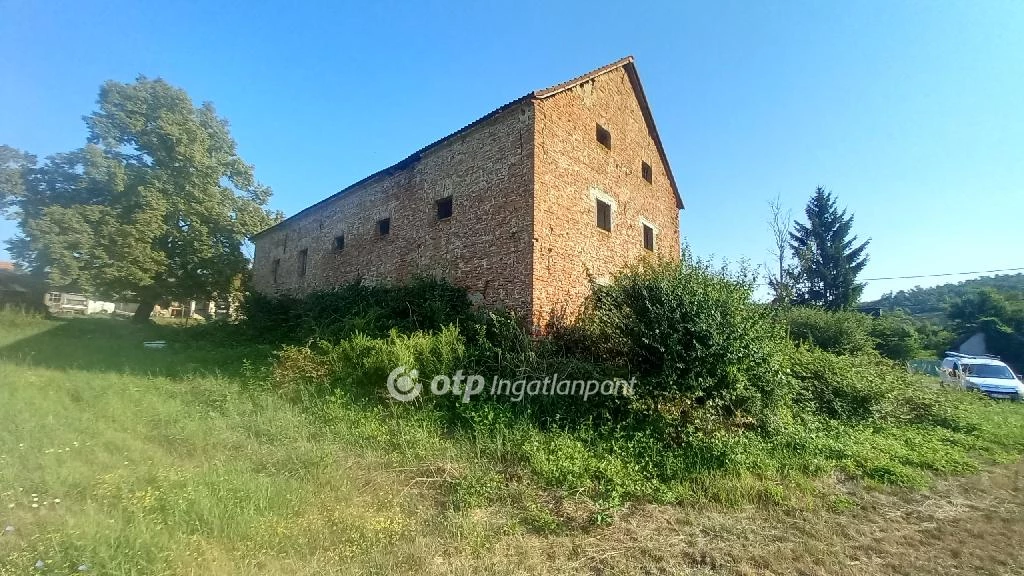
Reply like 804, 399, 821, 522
868, 312, 924, 362
241, 276, 474, 344
576, 259, 791, 432
269, 326, 466, 399
245, 259, 1024, 504
779, 306, 874, 356
786, 346, 975, 431
779, 306, 928, 362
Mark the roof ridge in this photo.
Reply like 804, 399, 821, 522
252, 55, 680, 239
532, 56, 635, 99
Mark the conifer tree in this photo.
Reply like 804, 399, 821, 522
788, 186, 870, 310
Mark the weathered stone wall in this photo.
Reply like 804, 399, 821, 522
531, 66, 681, 327
251, 102, 536, 313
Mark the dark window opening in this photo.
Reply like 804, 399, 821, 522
596, 124, 612, 150
378, 218, 391, 236
436, 196, 453, 220
641, 161, 653, 183
596, 199, 612, 232
643, 224, 655, 251
271, 258, 280, 283
298, 248, 308, 276
334, 235, 345, 251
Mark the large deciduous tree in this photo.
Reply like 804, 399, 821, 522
0, 146, 35, 213
1, 77, 278, 321
788, 186, 870, 310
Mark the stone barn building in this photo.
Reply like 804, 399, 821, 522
251, 56, 683, 327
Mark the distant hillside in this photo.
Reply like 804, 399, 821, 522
863, 273, 1024, 319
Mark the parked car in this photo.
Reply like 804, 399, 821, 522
940, 352, 1023, 400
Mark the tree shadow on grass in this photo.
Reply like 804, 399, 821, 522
0, 316, 274, 379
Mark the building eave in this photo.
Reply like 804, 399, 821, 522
253, 56, 683, 240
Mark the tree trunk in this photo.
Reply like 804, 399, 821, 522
132, 299, 156, 323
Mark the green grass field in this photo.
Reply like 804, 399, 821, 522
2, 313, 1024, 575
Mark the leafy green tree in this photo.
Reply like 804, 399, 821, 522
0, 146, 35, 214
947, 288, 1021, 333
910, 317, 956, 356
2, 77, 279, 320
974, 318, 1024, 374
788, 186, 870, 310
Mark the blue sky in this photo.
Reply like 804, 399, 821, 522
2, 0, 1022, 300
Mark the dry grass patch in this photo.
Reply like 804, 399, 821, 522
531, 462, 1024, 575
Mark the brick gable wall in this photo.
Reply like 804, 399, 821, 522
251, 64, 681, 327
532, 67, 681, 327
251, 102, 535, 313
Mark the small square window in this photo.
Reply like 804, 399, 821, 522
334, 235, 345, 251
271, 258, 280, 283
641, 161, 652, 184
596, 199, 612, 232
596, 124, 612, 150
643, 224, 655, 251
378, 218, 391, 236
436, 196, 453, 220
298, 248, 308, 277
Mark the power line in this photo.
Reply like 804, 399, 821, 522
753, 266, 1024, 288
861, 267, 1024, 282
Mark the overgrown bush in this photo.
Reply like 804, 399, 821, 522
779, 306, 874, 356
241, 276, 475, 344
269, 326, 465, 399
576, 259, 790, 432
253, 260, 1017, 505
786, 345, 977, 432
779, 306, 929, 362
868, 312, 923, 362
239, 291, 303, 343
